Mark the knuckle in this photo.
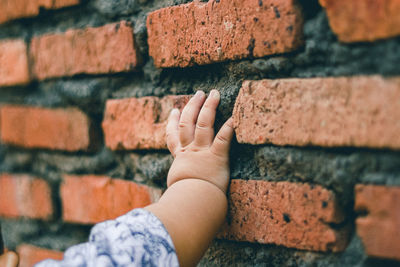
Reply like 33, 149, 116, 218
203, 101, 214, 109
216, 133, 228, 144
178, 120, 190, 129
196, 120, 209, 129
195, 125, 207, 131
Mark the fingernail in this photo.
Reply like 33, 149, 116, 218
194, 90, 204, 99
170, 108, 180, 116
210, 89, 220, 99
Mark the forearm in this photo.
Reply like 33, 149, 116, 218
145, 179, 228, 267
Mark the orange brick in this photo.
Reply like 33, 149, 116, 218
233, 76, 400, 149
61, 175, 162, 224
147, 0, 303, 67
355, 185, 400, 261
52, 0, 79, 8
219, 180, 347, 252
0, 0, 79, 24
17, 244, 63, 267
0, 40, 30, 87
30, 21, 139, 80
320, 0, 400, 42
102, 95, 190, 150
0, 105, 92, 151
0, 174, 53, 219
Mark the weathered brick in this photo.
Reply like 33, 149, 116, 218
17, 244, 63, 267
233, 76, 400, 149
30, 21, 139, 80
0, 40, 30, 87
0, 105, 92, 151
219, 179, 347, 252
0, 174, 53, 219
320, 0, 400, 42
61, 175, 162, 224
102, 95, 190, 150
147, 0, 303, 68
355, 185, 400, 261
0, 0, 79, 24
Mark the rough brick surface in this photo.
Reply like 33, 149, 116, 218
219, 180, 347, 252
30, 21, 139, 80
0, 174, 53, 219
320, 0, 400, 42
61, 175, 162, 224
0, 105, 92, 151
233, 76, 400, 149
102, 95, 190, 150
0, 0, 79, 24
147, 0, 303, 67
0, 40, 30, 87
355, 185, 400, 261
17, 244, 63, 267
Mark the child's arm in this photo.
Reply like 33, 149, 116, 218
145, 90, 234, 267
0, 252, 18, 267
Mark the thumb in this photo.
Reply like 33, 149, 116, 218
211, 117, 234, 156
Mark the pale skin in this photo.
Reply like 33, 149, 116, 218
146, 89, 234, 267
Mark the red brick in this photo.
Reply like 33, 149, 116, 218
30, 21, 139, 80
0, 174, 53, 219
320, 0, 400, 42
147, 0, 303, 68
0, 0, 79, 24
17, 244, 63, 267
61, 175, 162, 224
0, 39, 30, 87
233, 76, 400, 149
219, 180, 347, 252
355, 185, 400, 261
102, 95, 190, 150
0, 105, 92, 151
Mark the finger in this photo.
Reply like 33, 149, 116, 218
166, 108, 180, 157
211, 117, 234, 156
179, 91, 206, 147
0, 252, 19, 267
194, 89, 220, 147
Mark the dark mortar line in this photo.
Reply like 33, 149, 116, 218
233, 143, 400, 157
0, 144, 106, 157
29, 71, 146, 85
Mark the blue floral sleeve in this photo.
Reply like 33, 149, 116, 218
35, 209, 179, 267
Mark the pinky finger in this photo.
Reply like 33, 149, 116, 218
166, 108, 181, 157
211, 117, 234, 157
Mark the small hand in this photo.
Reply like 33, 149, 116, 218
166, 90, 234, 194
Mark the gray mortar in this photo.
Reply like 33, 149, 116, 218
122, 152, 173, 186
200, 235, 400, 267
35, 147, 116, 175
0, 0, 400, 265
0, 218, 91, 251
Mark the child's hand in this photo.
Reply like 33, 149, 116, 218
166, 90, 234, 194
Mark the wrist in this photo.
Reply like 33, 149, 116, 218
168, 177, 229, 196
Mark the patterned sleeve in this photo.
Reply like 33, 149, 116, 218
35, 209, 179, 267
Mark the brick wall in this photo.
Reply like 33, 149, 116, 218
0, 0, 399, 266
